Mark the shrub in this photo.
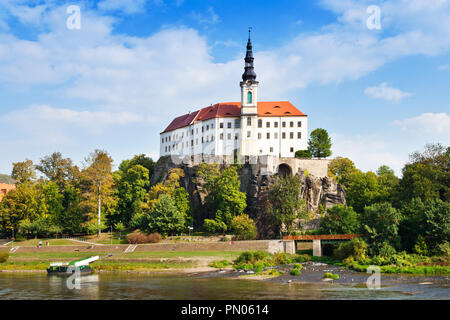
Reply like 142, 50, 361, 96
322, 243, 338, 257
147, 232, 162, 243
221, 235, 233, 242
0, 252, 9, 263
413, 235, 430, 256
333, 238, 367, 260
292, 263, 303, 270
231, 214, 257, 240
437, 242, 450, 257
204, 219, 227, 234
209, 260, 231, 268
290, 268, 301, 276
234, 250, 270, 264
295, 254, 312, 263
323, 272, 339, 280
273, 252, 295, 265
378, 243, 397, 257
126, 231, 162, 244
319, 204, 359, 234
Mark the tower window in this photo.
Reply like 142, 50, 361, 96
247, 91, 252, 104
247, 117, 251, 126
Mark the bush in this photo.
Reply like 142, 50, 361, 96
204, 219, 227, 234
209, 260, 231, 268
323, 272, 339, 280
290, 268, 301, 276
413, 235, 430, 256
333, 238, 367, 260
231, 214, 257, 240
273, 252, 295, 265
294, 254, 312, 263
0, 252, 9, 263
322, 243, 338, 257
127, 231, 162, 244
221, 235, 233, 242
319, 204, 359, 235
234, 250, 270, 264
437, 242, 450, 257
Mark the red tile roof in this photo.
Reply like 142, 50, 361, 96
162, 101, 306, 133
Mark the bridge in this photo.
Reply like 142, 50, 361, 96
282, 234, 361, 257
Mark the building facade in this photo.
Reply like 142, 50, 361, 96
160, 33, 308, 162
0, 183, 15, 202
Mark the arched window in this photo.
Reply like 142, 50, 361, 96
247, 91, 252, 104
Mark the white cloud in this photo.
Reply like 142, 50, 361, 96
190, 7, 220, 25
364, 82, 411, 102
438, 64, 450, 70
394, 112, 450, 136
2, 105, 144, 134
97, 0, 147, 14
331, 133, 408, 175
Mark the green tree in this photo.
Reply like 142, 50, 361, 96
268, 176, 307, 235
345, 170, 381, 213
423, 198, 450, 251
376, 165, 399, 204
328, 157, 357, 185
295, 149, 312, 159
145, 194, 185, 236
11, 159, 36, 184
80, 150, 116, 236
232, 214, 257, 240
35, 152, 80, 191
398, 143, 449, 203
359, 202, 402, 255
57, 185, 85, 234
114, 164, 149, 226
307, 128, 332, 158
319, 205, 359, 234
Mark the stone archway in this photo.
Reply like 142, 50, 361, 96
278, 163, 293, 177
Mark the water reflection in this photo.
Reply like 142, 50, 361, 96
0, 273, 448, 300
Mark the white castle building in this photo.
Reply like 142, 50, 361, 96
161, 33, 308, 159
159, 32, 326, 177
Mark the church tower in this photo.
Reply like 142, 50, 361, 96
240, 29, 259, 158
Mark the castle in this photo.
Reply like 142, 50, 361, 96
159, 32, 328, 177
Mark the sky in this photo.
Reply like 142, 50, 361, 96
0, 0, 449, 176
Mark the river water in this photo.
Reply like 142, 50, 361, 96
0, 271, 449, 300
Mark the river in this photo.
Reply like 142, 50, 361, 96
0, 270, 449, 300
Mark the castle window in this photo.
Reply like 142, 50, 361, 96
258, 119, 262, 128
196, 139, 198, 145
275, 132, 278, 139
266, 121, 270, 128
206, 125, 209, 130
274, 122, 278, 128
162, 138, 164, 143
270, 147, 274, 153
297, 132, 301, 139
191, 129, 194, 135
227, 133, 231, 140
191, 140, 193, 146
220, 122, 224, 128
235, 119, 241, 128
220, 133, 223, 140
282, 122, 286, 128
290, 121, 294, 128
247, 131, 251, 138
247, 117, 251, 126
266, 132, 270, 139
290, 132, 294, 139
235, 134, 239, 140
165, 146, 167, 152
298, 121, 302, 127
227, 122, 232, 129
202, 137, 204, 143
282, 132, 286, 139
290, 147, 294, 152
258, 133, 261, 139
247, 91, 252, 104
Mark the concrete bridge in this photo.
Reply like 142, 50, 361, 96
283, 234, 361, 256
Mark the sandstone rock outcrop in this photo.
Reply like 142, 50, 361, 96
151, 156, 346, 238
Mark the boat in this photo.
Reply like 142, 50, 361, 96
47, 256, 99, 275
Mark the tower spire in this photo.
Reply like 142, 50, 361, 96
242, 27, 256, 82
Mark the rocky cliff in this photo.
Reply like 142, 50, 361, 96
151, 156, 346, 238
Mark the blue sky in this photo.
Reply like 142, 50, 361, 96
0, 0, 449, 176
